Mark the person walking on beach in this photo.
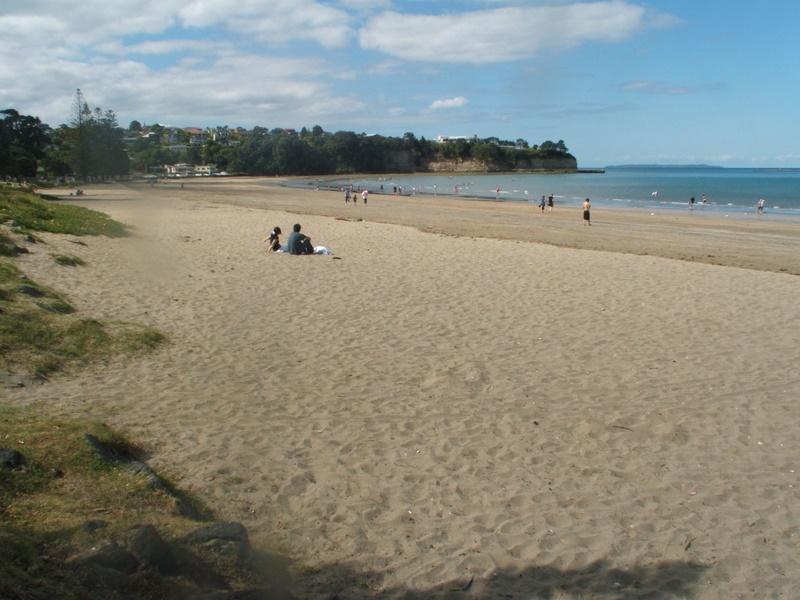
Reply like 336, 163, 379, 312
362, 189, 368, 204
539, 195, 546, 212
757, 198, 765, 214
547, 194, 554, 212
583, 198, 591, 226
344, 188, 350, 204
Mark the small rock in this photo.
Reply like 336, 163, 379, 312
0, 448, 26, 470
70, 541, 140, 575
84, 520, 108, 533
184, 522, 251, 562
128, 525, 178, 575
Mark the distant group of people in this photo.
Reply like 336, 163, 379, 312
537, 194, 555, 212
344, 187, 368, 204
266, 223, 315, 255
688, 194, 709, 209
534, 193, 590, 224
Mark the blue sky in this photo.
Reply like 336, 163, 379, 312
1, 0, 798, 166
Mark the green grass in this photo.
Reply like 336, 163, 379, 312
0, 407, 230, 600
0, 231, 16, 256
0, 260, 165, 378
52, 254, 86, 267
0, 187, 128, 237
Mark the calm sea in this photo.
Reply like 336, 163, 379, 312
299, 167, 800, 217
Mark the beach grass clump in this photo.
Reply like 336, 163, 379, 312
0, 259, 165, 378
0, 231, 16, 256
0, 187, 128, 237
52, 253, 86, 267
0, 406, 220, 600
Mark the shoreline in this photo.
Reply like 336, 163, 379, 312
282, 179, 800, 221
132, 177, 800, 275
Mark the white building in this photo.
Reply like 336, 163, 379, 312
194, 165, 215, 176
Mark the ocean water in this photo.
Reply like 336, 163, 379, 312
301, 167, 800, 217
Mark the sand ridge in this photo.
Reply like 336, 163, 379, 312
7, 182, 800, 598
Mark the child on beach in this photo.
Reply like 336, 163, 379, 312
539, 195, 546, 211
266, 226, 282, 252
583, 198, 591, 225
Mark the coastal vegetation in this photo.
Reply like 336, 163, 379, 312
0, 406, 265, 599
0, 187, 161, 379
2, 95, 576, 181
0, 186, 128, 237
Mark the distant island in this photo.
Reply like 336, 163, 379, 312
605, 164, 724, 170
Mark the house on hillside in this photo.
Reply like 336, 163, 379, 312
184, 127, 208, 145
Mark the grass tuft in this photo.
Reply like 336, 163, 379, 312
0, 188, 128, 237
0, 259, 166, 378
53, 254, 86, 267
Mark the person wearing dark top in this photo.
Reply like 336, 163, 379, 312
287, 223, 314, 255
266, 226, 282, 252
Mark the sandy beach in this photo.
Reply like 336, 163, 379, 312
7, 178, 800, 598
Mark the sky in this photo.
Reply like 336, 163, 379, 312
1, 0, 798, 167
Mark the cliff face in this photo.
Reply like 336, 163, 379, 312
425, 155, 577, 173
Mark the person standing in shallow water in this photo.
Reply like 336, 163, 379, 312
689, 196, 696, 210
582, 198, 591, 225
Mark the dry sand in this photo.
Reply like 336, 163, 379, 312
7, 179, 800, 598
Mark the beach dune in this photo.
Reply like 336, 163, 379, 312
10, 180, 800, 598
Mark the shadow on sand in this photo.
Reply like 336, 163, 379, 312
257, 555, 709, 599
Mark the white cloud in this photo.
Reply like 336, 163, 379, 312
0, 1, 353, 49
179, 0, 352, 47
0, 44, 365, 127
125, 40, 233, 55
429, 96, 468, 110
360, 2, 676, 64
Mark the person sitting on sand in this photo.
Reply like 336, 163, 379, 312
266, 226, 282, 252
287, 223, 314, 255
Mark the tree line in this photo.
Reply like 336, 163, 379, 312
2, 95, 574, 181
1, 91, 128, 182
